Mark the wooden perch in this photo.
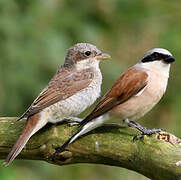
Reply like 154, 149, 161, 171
0, 117, 181, 180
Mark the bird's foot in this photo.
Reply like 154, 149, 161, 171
132, 128, 162, 141
123, 119, 162, 141
67, 117, 83, 126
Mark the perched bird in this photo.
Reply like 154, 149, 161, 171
53, 48, 175, 156
4, 43, 110, 165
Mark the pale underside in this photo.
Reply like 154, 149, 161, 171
68, 62, 170, 144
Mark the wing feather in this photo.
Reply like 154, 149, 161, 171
18, 67, 94, 120
80, 67, 148, 126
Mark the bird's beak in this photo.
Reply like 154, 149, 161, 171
96, 53, 111, 60
164, 56, 175, 63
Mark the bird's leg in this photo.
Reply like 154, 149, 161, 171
67, 117, 83, 126
123, 119, 162, 140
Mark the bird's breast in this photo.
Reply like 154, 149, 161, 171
41, 69, 102, 123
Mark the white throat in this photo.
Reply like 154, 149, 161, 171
136, 61, 171, 78
75, 58, 100, 71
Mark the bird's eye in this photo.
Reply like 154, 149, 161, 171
84, 51, 91, 57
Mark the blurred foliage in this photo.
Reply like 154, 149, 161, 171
0, 0, 181, 179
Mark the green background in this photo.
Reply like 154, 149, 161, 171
0, 0, 181, 179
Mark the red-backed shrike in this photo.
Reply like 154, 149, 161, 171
4, 43, 110, 165
54, 48, 175, 157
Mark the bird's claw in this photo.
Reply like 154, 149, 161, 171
123, 119, 162, 141
133, 134, 144, 141
133, 128, 162, 141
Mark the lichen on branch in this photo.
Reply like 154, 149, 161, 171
0, 117, 181, 180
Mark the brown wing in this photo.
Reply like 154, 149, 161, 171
80, 67, 148, 126
18, 67, 94, 120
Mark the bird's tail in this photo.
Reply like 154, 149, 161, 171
4, 114, 47, 166
53, 116, 106, 155
54, 128, 84, 155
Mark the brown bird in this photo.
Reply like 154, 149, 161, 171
4, 43, 110, 165
52, 48, 175, 157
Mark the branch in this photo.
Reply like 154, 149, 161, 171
0, 117, 181, 180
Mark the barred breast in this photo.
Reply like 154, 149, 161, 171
40, 69, 102, 123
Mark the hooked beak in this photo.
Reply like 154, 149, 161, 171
164, 56, 175, 63
96, 52, 111, 60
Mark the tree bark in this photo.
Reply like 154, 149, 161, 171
0, 117, 181, 180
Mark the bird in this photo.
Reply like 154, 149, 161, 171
4, 43, 110, 165
52, 48, 175, 157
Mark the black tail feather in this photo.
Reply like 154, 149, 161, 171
16, 113, 27, 122
50, 128, 83, 160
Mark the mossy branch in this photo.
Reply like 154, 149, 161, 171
0, 117, 181, 180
